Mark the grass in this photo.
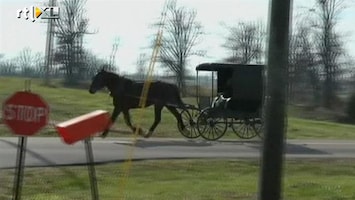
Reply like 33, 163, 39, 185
1, 76, 355, 139
1, 159, 355, 200
287, 117, 355, 139
2, 77, 355, 200
0, 77, 184, 137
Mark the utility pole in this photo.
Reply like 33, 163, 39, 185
259, 0, 292, 200
44, 0, 56, 85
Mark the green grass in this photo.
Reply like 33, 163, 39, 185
1, 159, 355, 200
1, 77, 355, 139
0, 77, 186, 137
287, 117, 355, 139
2, 77, 355, 200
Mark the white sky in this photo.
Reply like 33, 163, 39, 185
1, 0, 355, 74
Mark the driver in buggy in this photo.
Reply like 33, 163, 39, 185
212, 77, 232, 109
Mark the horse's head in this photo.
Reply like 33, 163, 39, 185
89, 69, 108, 94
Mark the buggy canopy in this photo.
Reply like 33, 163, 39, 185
196, 63, 264, 72
196, 63, 265, 109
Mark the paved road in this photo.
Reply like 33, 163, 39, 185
1, 137, 355, 169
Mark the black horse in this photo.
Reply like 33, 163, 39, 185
89, 69, 186, 138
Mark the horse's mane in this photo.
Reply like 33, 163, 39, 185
103, 70, 132, 84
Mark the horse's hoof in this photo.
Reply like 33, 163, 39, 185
144, 131, 153, 138
101, 130, 108, 138
134, 127, 145, 137
177, 122, 186, 132
138, 128, 144, 136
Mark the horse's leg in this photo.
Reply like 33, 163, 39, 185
122, 109, 144, 136
102, 107, 121, 138
165, 106, 185, 130
144, 104, 163, 138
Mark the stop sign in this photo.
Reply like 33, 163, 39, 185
2, 91, 49, 136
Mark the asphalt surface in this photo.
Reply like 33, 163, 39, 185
1, 137, 355, 169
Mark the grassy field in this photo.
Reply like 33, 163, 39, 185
1, 159, 355, 200
2, 77, 355, 200
1, 76, 355, 139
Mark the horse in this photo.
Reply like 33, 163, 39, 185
88, 69, 186, 138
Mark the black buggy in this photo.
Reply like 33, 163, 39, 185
179, 63, 265, 141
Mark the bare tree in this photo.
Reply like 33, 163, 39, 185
82, 50, 107, 79
17, 48, 33, 75
223, 21, 265, 64
288, 0, 351, 108
312, 0, 347, 108
288, 21, 321, 104
158, 0, 203, 95
15, 47, 44, 77
135, 53, 148, 80
107, 37, 120, 72
54, 0, 90, 84
0, 58, 17, 76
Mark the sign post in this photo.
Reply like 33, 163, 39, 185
13, 136, 27, 200
56, 110, 110, 200
85, 138, 99, 200
2, 81, 49, 200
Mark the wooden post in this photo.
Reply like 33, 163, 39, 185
84, 138, 99, 200
259, 0, 292, 200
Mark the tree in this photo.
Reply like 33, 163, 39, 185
223, 21, 265, 64
107, 37, 120, 72
54, 0, 90, 84
15, 47, 44, 77
82, 50, 107, 80
135, 53, 148, 80
157, 0, 203, 95
288, 0, 352, 108
312, 0, 347, 108
288, 21, 321, 104
0, 58, 17, 76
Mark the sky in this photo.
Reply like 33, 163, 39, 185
1, 0, 355, 74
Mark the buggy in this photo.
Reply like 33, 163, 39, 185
193, 63, 265, 141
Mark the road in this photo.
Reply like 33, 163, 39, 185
1, 137, 355, 169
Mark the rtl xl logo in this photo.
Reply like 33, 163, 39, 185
17, 6, 60, 22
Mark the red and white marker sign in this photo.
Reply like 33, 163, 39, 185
56, 110, 110, 144
2, 91, 49, 136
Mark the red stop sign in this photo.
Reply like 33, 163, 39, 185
2, 91, 49, 136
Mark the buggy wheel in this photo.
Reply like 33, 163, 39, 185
252, 118, 263, 138
178, 108, 200, 138
231, 118, 258, 139
197, 108, 227, 141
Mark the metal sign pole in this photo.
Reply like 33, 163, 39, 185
12, 136, 27, 200
84, 138, 99, 200
12, 80, 32, 200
